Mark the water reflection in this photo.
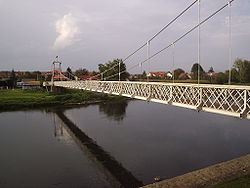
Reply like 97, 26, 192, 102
54, 111, 142, 188
0, 110, 114, 188
99, 100, 128, 121
52, 113, 73, 145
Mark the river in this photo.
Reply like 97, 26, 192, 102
1, 100, 250, 187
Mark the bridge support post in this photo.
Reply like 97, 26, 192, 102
146, 84, 152, 101
197, 87, 203, 112
119, 82, 123, 96
240, 90, 248, 118
167, 85, 173, 104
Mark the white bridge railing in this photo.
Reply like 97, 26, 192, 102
46, 81, 250, 119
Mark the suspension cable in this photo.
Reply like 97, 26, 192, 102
103, 0, 235, 81
123, 0, 198, 62
94, 0, 198, 81
119, 61, 121, 81
172, 43, 175, 83
228, 1, 232, 85
146, 41, 150, 82
198, 0, 201, 85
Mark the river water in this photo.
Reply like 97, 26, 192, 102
0, 100, 250, 187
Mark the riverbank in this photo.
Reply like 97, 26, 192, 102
0, 88, 125, 111
141, 154, 250, 188
208, 175, 250, 188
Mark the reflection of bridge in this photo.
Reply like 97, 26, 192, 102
47, 81, 250, 119
55, 111, 143, 188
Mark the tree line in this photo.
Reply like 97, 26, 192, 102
64, 58, 250, 84
1, 58, 250, 89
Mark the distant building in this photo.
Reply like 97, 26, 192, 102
147, 72, 167, 78
0, 71, 11, 79
78, 72, 98, 80
17, 79, 41, 89
178, 73, 191, 80
79, 75, 98, 80
207, 72, 217, 78
166, 72, 173, 78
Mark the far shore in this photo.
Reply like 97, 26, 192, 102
0, 88, 126, 112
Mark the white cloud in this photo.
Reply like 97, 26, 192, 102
53, 13, 80, 50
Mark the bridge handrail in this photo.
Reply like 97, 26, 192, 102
50, 80, 250, 90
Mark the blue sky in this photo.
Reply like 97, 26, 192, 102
0, 0, 249, 73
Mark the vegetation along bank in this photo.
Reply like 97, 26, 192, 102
0, 88, 124, 111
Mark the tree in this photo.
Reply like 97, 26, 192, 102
173, 68, 184, 80
98, 59, 129, 81
207, 67, 215, 83
142, 70, 147, 79
10, 69, 17, 89
92, 71, 98, 76
233, 58, 250, 83
208, 67, 214, 74
225, 68, 239, 83
74, 68, 89, 77
191, 63, 205, 80
21, 71, 41, 80
215, 72, 227, 84
66, 67, 74, 80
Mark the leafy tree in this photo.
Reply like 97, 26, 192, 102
142, 70, 147, 79
66, 67, 74, 80
225, 68, 239, 83
215, 72, 227, 84
23, 71, 32, 79
74, 68, 89, 77
233, 58, 250, 83
208, 67, 214, 74
33, 71, 41, 81
191, 63, 205, 80
92, 71, 98, 76
173, 68, 184, 80
98, 59, 129, 81
207, 67, 215, 83
21, 71, 41, 80
10, 69, 17, 89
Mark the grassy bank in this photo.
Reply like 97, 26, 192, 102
0, 88, 124, 111
207, 175, 250, 188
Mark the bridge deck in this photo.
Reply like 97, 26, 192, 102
44, 81, 250, 119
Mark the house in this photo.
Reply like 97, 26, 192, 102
18, 79, 41, 89
166, 72, 173, 78
0, 71, 11, 79
78, 72, 98, 80
207, 72, 217, 78
79, 75, 98, 80
147, 72, 167, 78
178, 73, 191, 80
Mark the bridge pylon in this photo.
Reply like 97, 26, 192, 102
51, 56, 68, 91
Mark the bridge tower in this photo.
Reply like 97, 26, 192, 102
51, 56, 68, 91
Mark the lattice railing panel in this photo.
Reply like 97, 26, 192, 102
123, 83, 135, 96
151, 84, 171, 101
247, 90, 250, 115
172, 86, 200, 106
202, 88, 245, 113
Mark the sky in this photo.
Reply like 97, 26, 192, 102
0, 0, 249, 73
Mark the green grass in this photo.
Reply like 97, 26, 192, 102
207, 175, 250, 188
0, 88, 123, 111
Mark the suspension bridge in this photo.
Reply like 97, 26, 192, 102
44, 0, 250, 119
